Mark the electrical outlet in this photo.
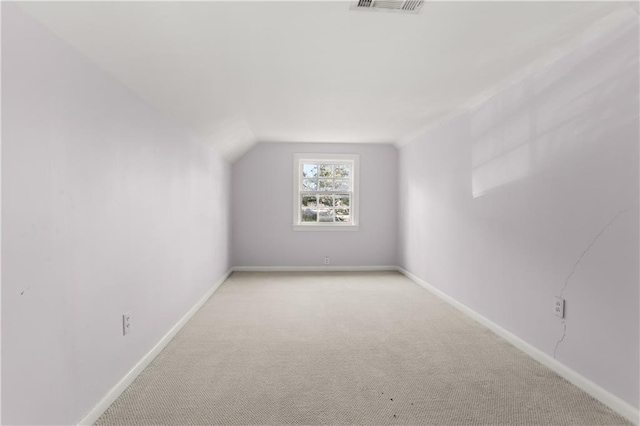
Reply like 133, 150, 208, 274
123, 311, 131, 335
554, 297, 565, 319
324, 257, 330, 265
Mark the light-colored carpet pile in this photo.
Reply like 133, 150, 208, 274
96, 271, 631, 425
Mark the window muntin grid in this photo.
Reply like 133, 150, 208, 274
299, 161, 352, 224
294, 154, 359, 229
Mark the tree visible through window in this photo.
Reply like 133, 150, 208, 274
293, 154, 359, 229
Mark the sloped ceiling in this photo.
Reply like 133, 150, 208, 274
17, 1, 637, 161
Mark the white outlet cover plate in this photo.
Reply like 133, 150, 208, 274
554, 297, 565, 318
123, 311, 132, 335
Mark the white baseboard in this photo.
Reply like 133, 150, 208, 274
232, 265, 398, 272
76, 268, 233, 426
396, 266, 640, 425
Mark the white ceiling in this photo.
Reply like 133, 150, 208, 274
18, 1, 637, 161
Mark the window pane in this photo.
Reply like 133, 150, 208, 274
295, 155, 357, 227
334, 180, 349, 191
334, 165, 350, 178
319, 164, 333, 177
301, 208, 318, 222
319, 179, 334, 191
336, 208, 350, 222
319, 209, 335, 222
302, 179, 318, 191
335, 194, 350, 207
301, 195, 317, 208
319, 196, 333, 208
302, 164, 317, 178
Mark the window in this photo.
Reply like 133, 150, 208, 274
293, 153, 359, 231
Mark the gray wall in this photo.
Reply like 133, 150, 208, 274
398, 17, 639, 407
2, 4, 231, 424
232, 143, 397, 267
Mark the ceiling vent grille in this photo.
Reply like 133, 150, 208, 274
351, 0, 424, 14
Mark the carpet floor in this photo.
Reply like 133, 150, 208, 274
96, 271, 631, 425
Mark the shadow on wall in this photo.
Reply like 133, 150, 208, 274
471, 18, 639, 198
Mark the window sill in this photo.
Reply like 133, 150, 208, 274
293, 224, 359, 232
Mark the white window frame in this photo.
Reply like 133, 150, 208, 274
293, 153, 360, 231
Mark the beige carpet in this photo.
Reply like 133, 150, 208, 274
96, 271, 631, 425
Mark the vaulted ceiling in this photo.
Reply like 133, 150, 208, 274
17, 1, 637, 161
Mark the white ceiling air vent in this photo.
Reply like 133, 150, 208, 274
351, 0, 425, 14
